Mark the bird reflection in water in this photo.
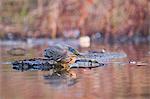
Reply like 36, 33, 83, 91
11, 61, 78, 88
43, 70, 78, 88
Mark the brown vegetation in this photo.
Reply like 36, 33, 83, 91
0, 0, 149, 40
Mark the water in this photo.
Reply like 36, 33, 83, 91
0, 43, 149, 99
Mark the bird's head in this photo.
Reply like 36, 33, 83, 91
67, 46, 81, 56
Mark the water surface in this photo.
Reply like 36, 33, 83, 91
0, 43, 149, 99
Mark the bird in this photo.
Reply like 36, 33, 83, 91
44, 45, 78, 71
44, 45, 81, 60
44, 45, 67, 62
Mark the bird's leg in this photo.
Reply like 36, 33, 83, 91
66, 55, 77, 64
68, 70, 77, 79
61, 63, 70, 71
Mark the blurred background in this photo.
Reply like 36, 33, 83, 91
0, 1, 150, 99
0, 0, 149, 43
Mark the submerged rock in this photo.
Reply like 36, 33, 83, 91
11, 45, 127, 72
12, 58, 58, 71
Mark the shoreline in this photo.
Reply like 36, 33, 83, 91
0, 36, 149, 47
